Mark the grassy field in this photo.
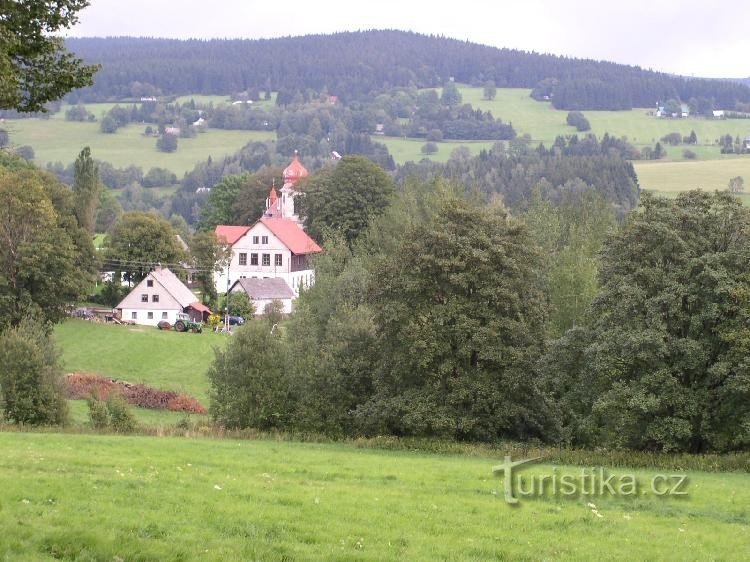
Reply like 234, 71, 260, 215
634, 157, 750, 192
455, 86, 750, 149
55, 319, 223, 403
3, 111, 275, 175
0, 432, 747, 561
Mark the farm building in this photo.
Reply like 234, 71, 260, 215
214, 153, 322, 297
116, 267, 211, 326
744, 135, 750, 150
229, 277, 295, 315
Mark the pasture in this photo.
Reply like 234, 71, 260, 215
55, 319, 222, 403
2, 108, 275, 175
0, 432, 747, 561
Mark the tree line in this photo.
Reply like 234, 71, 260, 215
63, 31, 750, 111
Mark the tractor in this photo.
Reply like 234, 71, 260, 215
173, 312, 203, 333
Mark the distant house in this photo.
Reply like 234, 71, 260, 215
232, 100, 253, 106
374, 123, 385, 135
116, 267, 211, 326
229, 278, 295, 315
713, 110, 725, 119
192, 117, 206, 127
330, 150, 342, 160
327, 95, 338, 105
681, 103, 690, 118
165, 126, 181, 136
744, 136, 750, 150
140, 96, 157, 102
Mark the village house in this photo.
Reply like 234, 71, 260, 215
214, 154, 322, 296
229, 277, 296, 315
116, 267, 211, 326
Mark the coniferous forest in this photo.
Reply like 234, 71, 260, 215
65, 31, 750, 111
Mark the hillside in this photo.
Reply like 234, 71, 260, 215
64, 31, 750, 110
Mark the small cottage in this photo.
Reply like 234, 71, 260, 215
116, 267, 211, 326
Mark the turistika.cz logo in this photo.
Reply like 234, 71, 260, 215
492, 456, 688, 504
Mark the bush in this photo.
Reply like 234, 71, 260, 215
660, 132, 682, 145
86, 393, 109, 428
421, 142, 438, 155
682, 149, 697, 159
100, 115, 118, 134
208, 320, 290, 429
86, 393, 137, 432
14, 145, 34, 161
263, 300, 285, 324
156, 133, 178, 153
566, 111, 591, 132
426, 128, 443, 142
0, 320, 69, 425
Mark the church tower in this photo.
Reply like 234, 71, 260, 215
265, 151, 309, 226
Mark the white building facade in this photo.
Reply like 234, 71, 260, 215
214, 154, 322, 296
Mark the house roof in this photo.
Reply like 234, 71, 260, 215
150, 268, 197, 307
186, 301, 212, 314
260, 216, 322, 255
231, 277, 296, 300
216, 225, 251, 245
116, 267, 196, 310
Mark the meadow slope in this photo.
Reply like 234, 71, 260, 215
0, 432, 748, 561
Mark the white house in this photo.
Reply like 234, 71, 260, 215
229, 277, 295, 315
744, 135, 750, 150
116, 267, 211, 326
713, 110, 725, 119
214, 154, 322, 296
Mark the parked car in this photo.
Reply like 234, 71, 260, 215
227, 315, 245, 326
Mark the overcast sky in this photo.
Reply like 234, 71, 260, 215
66, 0, 750, 78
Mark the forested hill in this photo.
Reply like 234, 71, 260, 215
65, 31, 750, 111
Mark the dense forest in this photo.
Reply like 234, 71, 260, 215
64, 31, 750, 110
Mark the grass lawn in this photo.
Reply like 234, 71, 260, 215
456, 86, 750, 150
634, 157, 750, 192
0, 432, 747, 560
55, 319, 225, 403
2, 118, 275, 176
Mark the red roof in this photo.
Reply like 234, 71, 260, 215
260, 217, 322, 255
215, 225, 250, 245
188, 301, 212, 314
283, 153, 309, 184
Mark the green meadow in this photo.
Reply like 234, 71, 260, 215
54, 319, 222, 403
0, 432, 747, 561
3, 106, 275, 175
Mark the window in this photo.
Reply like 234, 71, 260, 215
262, 253, 270, 266
275, 254, 283, 267
262, 235, 268, 244
251, 253, 258, 265
131, 311, 137, 320
147, 312, 154, 320
141, 294, 148, 302
239, 252, 247, 265
152, 294, 159, 303
162, 312, 168, 319
146, 279, 153, 287
252, 236, 259, 244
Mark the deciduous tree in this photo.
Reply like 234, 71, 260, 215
0, 0, 98, 112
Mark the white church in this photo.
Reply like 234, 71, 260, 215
214, 154, 322, 305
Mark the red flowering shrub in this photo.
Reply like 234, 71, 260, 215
65, 373, 205, 414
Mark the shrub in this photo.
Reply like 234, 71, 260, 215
263, 300, 285, 324
566, 111, 591, 132
0, 320, 69, 426
660, 132, 682, 145
421, 142, 438, 155
86, 393, 137, 432
106, 395, 138, 432
86, 393, 109, 428
426, 128, 443, 142
682, 149, 697, 159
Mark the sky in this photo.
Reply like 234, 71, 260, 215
66, 0, 750, 78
